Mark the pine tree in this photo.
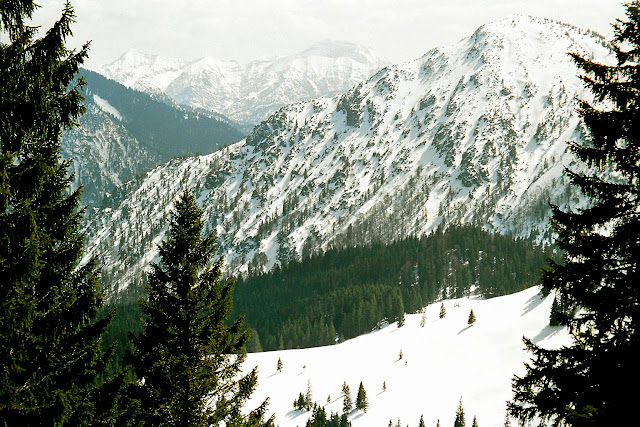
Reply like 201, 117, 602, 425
454, 397, 465, 427
439, 302, 446, 319
342, 382, 352, 414
509, 3, 640, 426
420, 310, 427, 327
471, 415, 478, 427
0, 1, 121, 423
467, 309, 476, 325
397, 311, 405, 327
355, 382, 368, 412
126, 189, 272, 425
418, 414, 426, 427
277, 357, 283, 372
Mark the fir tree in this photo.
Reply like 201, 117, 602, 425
277, 357, 283, 372
420, 310, 427, 328
342, 382, 352, 414
418, 414, 426, 427
439, 302, 446, 319
454, 397, 465, 427
509, 3, 640, 426
467, 309, 476, 325
472, 415, 478, 427
355, 382, 368, 412
397, 311, 405, 327
0, 1, 121, 423
126, 189, 272, 425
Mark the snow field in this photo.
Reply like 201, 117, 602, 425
243, 287, 570, 426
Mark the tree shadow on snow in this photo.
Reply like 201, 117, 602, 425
285, 409, 305, 421
521, 291, 544, 316
457, 325, 473, 335
530, 324, 563, 344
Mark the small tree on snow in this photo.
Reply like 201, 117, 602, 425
472, 415, 478, 427
439, 302, 446, 319
420, 310, 427, 328
342, 382, 352, 414
277, 357, 283, 372
468, 309, 476, 325
418, 414, 426, 427
356, 382, 368, 412
454, 397, 465, 427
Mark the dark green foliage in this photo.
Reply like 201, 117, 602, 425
79, 68, 245, 158
472, 415, 478, 427
233, 226, 553, 350
305, 405, 351, 427
341, 382, 352, 414
355, 382, 368, 412
439, 303, 446, 319
509, 3, 640, 426
454, 398, 465, 427
397, 312, 405, 327
0, 1, 121, 423
126, 188, 272, 426
467, 309, 476, 325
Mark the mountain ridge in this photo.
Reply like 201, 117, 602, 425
99, 40, 390, 126
82, 16, 613, 294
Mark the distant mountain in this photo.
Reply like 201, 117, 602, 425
98, 40, 390, 126
61, 69, 244, 208
82, 16, 613, 294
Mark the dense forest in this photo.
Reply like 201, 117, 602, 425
100, 225, 554, 373
233, 225, 556, 351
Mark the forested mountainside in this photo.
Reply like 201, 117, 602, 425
99, 225, 555, 375
82, 16, 610, 295
61, 69, 244, 208
99, 40, 389, 126
232, 225, 556, 351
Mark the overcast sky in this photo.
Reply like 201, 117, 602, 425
32, 0, 625, 69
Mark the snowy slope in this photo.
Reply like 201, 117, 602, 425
242, 286, 569, 427
84, 16, 614, 294
99, 40, 389, 126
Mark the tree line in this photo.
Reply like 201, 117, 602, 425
233, 225, 556, 351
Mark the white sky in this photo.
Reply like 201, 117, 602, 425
32, 0, 625, 69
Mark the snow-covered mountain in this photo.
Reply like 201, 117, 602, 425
62, 69, 245, 209
242, 286, 569, 426
83, 16, 613, 294
99, 40, 389, 126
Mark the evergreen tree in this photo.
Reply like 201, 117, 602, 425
355, 382, 368, 412
439, 302, 446, 319
0, 1, 121, 423
126, 189, 272, 425
467, 309, 476, 325
418, 414, 426, 427
277, 357, 283, 372
341, 382, 352, 414
454, 397, 465, 427
509, 3, 640, 426
471, 415, 478, 427
397, 311, 405, 327
420, 310, 427, 328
